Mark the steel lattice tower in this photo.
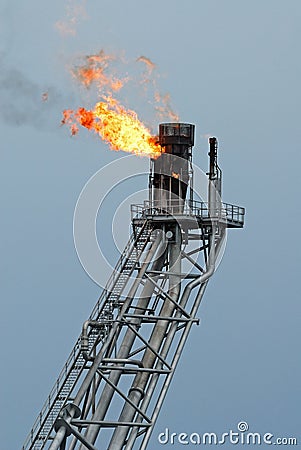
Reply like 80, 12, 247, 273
22, 123, 244, 450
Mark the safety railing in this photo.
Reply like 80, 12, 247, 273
131, 200, 245, 227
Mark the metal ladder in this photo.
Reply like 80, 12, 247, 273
22, 221, 153, 450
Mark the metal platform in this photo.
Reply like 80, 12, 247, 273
131, 200, 245, 229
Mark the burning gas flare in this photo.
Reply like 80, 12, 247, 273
62, 49, 179, 158
62, 97, 162, 158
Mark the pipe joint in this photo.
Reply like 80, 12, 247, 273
129, 386, 145, 399
81, 320, 110, 361
54, 403, 81, 434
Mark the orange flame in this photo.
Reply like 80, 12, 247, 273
71, 50, 125, 91
62, 97, 162, 158
62, 49, 179, 158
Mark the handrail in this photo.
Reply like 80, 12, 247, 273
131, 200, 245, 225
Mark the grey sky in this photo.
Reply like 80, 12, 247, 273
0, 1, 300, 449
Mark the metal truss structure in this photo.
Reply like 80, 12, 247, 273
22, 124, 244, 450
